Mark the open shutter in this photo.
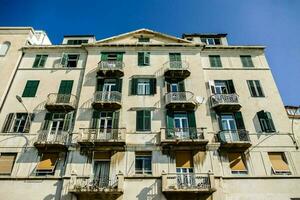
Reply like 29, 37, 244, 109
92, 111, 100, 128
145, 52, 150, 65
60, 53, 68, 67
208, 81, 216, 94
178, 80, 185, 92
247, 81, 255, 97
138, 52, 144, 66
116, 79, 123, 92
265, 112, 276, 132
63, 112, 73, 132
226, 80, 235, 94
234, 112, 245, 130
150, 78, 156, 94
39, 55, 48, 67
2, 113, 15, 133
96, 79, 104, 91
187, 111, 197, 138
257, 110, 267, 132
33, 55, 41, 68
113, 111, 120, 129
166, 81, 171, 93
166, 110, 174, 130
255, 80, 264, 97
131, 78, 137, 95
116, 53, 123, 61
24, 113, 34, 133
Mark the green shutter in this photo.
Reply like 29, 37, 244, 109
136, 110, 143, 131
61, 54, 68, 66
255, 80, 264, 97
58, 80, 73, 94
257, 110, 267, 132
265, 112, 276, 132
187, 111, 197, 139
116, 53, 123, 61
39, 55, 48, 67
210, 55, 222, 67
113, 111, 120, 129
92, 111, 101, 119
44, 113, 53, 120
138, 52, 144, 66
241, 55, 253, 67
97, 79, 104, 91
150, 78, 156, 94
166, 110, 174, 137
234, 112, 245, 130
145, 52, 150, 65
22, 80, 40, 97
2, 113, 14, 132
101, 53, 108, 61
226, 80, 235, 94
33, 55, 41, 68
144, 110, 151, 131
131, 78, 137, 95
178, 81, 185, 92
169, 53, 181, 68
63, 112, 73, 131
247, 80, 257, 97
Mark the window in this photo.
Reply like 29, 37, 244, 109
213, 80, 235, 94
136, 110, 151, 131
101, 52, 123, 62
138, 52, 150, 66
2, 113, 34, 133
42, 112, 73, 137
91, 111, 119, 139
268, 152, 291, 175
66, 39, 88, 45
0, 153, 16, 175
247, 80, 264, 97
201, 38, 221, 45
135, 152, 152, 175
22, 80, 40, 97
209, 55, 222, 67
240, 55, 254, 67
36, 153, 59, 175
138, 37, 150, 42
169, 53, 182, 68
131, 78, 156, 95
257, 110, 276, 133
0, 41, 10, 56
228, 153, 248, 174
60, 54, 79, 68
33, 55, 48, 68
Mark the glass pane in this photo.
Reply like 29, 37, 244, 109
174, 119, 181, 128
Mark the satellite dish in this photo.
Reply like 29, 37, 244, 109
195, 96, 205, 104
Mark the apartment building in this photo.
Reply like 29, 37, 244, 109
0, 28, 299, 200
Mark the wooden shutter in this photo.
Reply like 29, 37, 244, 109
144, 110, 151, 131
257, 110, 267, 132
178, 81, 185, 92
136, 110, 143, 131
33, 55, 41, 68
138, 52, 144, 66
131, 78, 137, 95
22, 80, 40, 97
228, 153, 247, 171
234, 112, 245, 130
187, 111, 197, 138
116, 79, 123, 92
150, 78, 156, 94
226, 80, 235, 94
265, 112, 276, 132
176, 151, 193, 168
101, 53, 108, 61
145, 52, 150, 65
255, 80, 264, 97
96, 79, 104, 91
36, 153, 58, 171
2, 113, 15, 133
112, 111, 120, 129
60, 53, 68, 66
24, 113, 34, 133
268, 152, 289, 172
39, 55, 48, 67
0, 153, 16, 174
63, 111, 73, 131
247, 80, 257, 97
208, 81, 216, 94
116, 53, 123, 61
166, 110, 174, 135
58, 80, 73, 94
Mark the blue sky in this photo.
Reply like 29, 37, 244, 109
1, 0, 299, 105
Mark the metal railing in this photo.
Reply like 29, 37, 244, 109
218, 130, 250, 143
163, 173, 211, 190
46, 93, 77, 107
36, 130, 68, 144
94, 91, 122, 104
162, 128, 204, 140
165, 92, 194, 104
69, 176, 119, 192
164, 61, 189, 70
79, 128, 125, 142
98, 61, 124, 70
210, 94, 239, 107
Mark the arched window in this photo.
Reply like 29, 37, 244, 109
0, 41, 11, 56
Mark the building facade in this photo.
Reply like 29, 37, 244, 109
0, 28, 299, 200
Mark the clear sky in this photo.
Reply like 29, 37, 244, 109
0, 0, 299, 105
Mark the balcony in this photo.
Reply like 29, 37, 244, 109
165, 92, 196, 110
97, 61, 124, 77
92, 91, 122, 110
162, 172, 215, 198
210, 94, 241, 112
164, 61, 190, 80
78, 128, 126, 151
34, 130, 68, 151
69, 174, 124, 200
45, 93, 77, 112
217, 130, 251, 150
161, 128, 208, 151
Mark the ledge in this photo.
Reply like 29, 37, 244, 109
218, 175, 300, 179
203, 67, 269, 71
0, 176, 63, 180
125, 175, 161, 179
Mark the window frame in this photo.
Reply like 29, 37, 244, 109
0, 41, 11, 56
209, 55, 222, 67
138, 52, 150, 66
136, 110, 151, 132
33, 54, 48, 68
247, 80, 265, 97
135, 153, 152, 175
137, 79, 150, 95
138, 37, 150, 43
240, 55, 254, 67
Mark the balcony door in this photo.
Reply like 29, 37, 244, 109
102, 80, 116, 101
176, 151, 194, 188
94, 112, 113, 139
220, 114, 238, 141
174, 112, 189, 139
93, 160, 110, 187
48, 117, 64, 142
57, 80, 73, 103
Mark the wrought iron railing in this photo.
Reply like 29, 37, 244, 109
94, 91, 122, 104
35, 130, 68, 144
69, 176, 119, 192
164, 61, 189, 70
210, 94, 239, 107
162, 128, 204, 140
163, 173, 211, 190
46, 93, 77, 107
79, 128, 125, 142
98, 61, 124, 70
165, 92, 194, 104
218, 130, 250, 143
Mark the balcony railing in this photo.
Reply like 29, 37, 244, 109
165, 92, 194, 104
218, 130, 250, 143
163, 128, 204, 140
164, 61, 189, 70
162, 173, 214, 193
79, 128, 125, 142
36, 130, 69, 144
210, 94, 239, 107
98, 60, 124, 70
45, 93, 77, 111
94, 91, 122, 104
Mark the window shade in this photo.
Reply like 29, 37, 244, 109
0, 153, 16, 174
268, 152, 289, 172
228, 153, 247, 171
94, 152, 111, 160
36, 153, 58, 171
176, 151, 193, 168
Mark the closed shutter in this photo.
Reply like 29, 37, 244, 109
22, 80, 40, 97
33, 55, 41, 68
36, 153, 59, 172
0, 153, 16, 174
116, 53, 123, 61
92, 111, 101, 128
209, 55, 222, 67
112, 111, 120, 129
101, 53, 108, 61
58, 80, 73, 94
150, 78, 156, 94
234, 112, 245, 130
144, 110, 151, 131
228, 153, 247, 171
178, 81, 185, 92
268, 152, 289, 172
136, 110, 150, 131
136, 110, 143, 131
2, 113, 15, 132
131, 78, 137, 95
241, 55, 253, 67
138, 52, 144, 66
116, 79, 123, 92
187, 111, 197, 138
226, 80, 235, 94
176, 151, 193, 168
96, 79, 104, 91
